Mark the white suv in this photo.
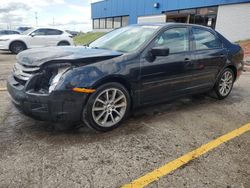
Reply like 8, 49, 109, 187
0, 27, 74, 54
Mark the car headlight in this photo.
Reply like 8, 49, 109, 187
0, 39, 10, 41
49, 66, 70, 93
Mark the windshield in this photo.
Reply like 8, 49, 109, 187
21, 28, 34, 35
89, 25, 160, 53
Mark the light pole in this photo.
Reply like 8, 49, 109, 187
35, 12, 38, 26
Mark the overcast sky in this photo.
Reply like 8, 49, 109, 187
0, 0, 103, 32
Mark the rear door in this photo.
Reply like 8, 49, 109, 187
190, 27, 227, 89
139, 26, 194, 105
45, 29, 63, 45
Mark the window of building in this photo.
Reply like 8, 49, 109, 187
197, 7, 217, 15
165, 6, 218, 29
106, 17, 113, 29
179, 9, 196, 14
93, 19, 99, 29
122, 16, 129, 27
192, 28, 222, 50
100, 18, 106, 29
93, 16, 129, 30
154, 27, 189, 54
114, 17, 122, 28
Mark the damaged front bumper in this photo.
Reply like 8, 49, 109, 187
7, 74, 87, 123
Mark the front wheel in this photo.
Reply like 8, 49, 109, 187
214, 68, 235, 100
83, 82, 131, 132
10, 41, 26, 54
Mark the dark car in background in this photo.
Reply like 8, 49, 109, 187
0, 30, 20, 36
66, 30, 80, 37
16, 26, 33, 33
7, 23, 244, 131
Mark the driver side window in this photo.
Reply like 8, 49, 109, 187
154, 27, 189, 54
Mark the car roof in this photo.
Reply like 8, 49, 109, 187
32, 27, 64, 31
133, 22, 213, 30
25, 27, 65, 33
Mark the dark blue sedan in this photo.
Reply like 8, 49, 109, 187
7, 23, 244, 131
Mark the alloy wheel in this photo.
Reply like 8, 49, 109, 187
11, 42, 25, 54
219, 70, 233, 96
92, 88, 127, 127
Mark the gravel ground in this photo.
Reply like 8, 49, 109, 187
0, 51, 249, 188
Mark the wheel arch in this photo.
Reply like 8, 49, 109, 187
93, 75, 131, 94
92, 75, 134, 107
226, 65, 237, 81
57, 40, 70, 46
9, 40, 27, 51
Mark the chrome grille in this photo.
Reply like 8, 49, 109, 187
13, 63, 40, 81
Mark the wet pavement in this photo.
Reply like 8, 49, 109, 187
0, 51, 249, 187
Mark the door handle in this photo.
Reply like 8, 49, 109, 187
184, 57, 191, 62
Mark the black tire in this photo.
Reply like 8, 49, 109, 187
10, 41, 26, 54
58, 41, 70, 46
214, 68, 235, 100
83, 82, 131, 132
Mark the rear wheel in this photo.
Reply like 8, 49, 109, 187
83, 82, 131, 132
214, 68, 235, 99
10, 41, 26, 54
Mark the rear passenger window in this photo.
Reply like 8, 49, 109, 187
46, 29, 63, 35
154, 27, 189, 54
193, 28, 222, 50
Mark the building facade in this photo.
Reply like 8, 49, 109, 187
91, 0, 250, 41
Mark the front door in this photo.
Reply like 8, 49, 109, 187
139, 27, 194, 105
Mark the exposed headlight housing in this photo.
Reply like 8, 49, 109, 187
49, 66, 70, 93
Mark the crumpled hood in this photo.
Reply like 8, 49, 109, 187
16, 46, 123, 66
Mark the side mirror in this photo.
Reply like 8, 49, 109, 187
151, 47, 170, 57
30, 33, 36, 37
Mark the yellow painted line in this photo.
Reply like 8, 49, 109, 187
0, 87, 7, 91
122, 123, 250, 188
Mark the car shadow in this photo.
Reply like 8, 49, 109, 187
0, 51, 13, 55
0, 90, 243, 147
